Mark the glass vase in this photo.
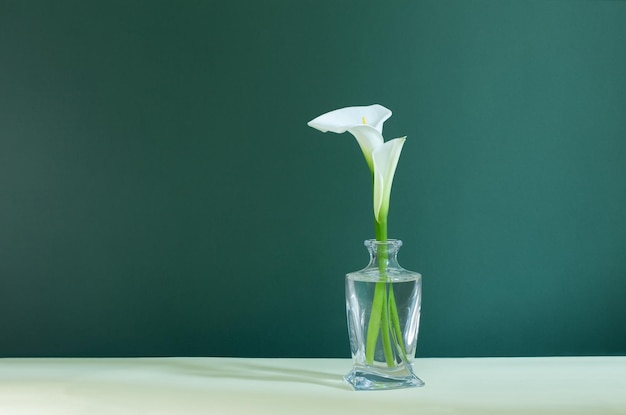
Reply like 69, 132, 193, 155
344, 239, 424, 391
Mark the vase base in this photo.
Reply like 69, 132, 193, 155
344, 368, 425, 391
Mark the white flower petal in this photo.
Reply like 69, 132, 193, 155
372, 137, 406, 223
347, 125, 384, 171
307, 104, 392, 134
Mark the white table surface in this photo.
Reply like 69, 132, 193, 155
1, 357, 625, 414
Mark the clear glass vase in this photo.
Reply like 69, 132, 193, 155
344, 239, 424, 391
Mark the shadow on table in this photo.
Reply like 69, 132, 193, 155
163, 359, 352, 391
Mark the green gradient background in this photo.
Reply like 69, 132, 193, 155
1, 0, 625, 357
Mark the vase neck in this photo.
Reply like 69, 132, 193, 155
365, 239, 402, 269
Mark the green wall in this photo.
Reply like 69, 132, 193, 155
1, 0, 625, 357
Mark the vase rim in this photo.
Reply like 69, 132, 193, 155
364, 239, 403, 247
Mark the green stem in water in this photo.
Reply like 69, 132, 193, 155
365, 219, 395, 366
389, 285, 407, 358
365, 281, 385, 364
364, 218, 408, 366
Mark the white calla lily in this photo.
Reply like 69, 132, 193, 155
372, 137, 406, 224
307, 104, 391, 171
308, 104, 406, 225
307, 104, 391, 134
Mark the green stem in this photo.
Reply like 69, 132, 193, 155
365, 219, 395, 366
365, 281, 385, 364
389, 285, 407, 358
364, 217, 408, 366
380, 291, 393, 367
